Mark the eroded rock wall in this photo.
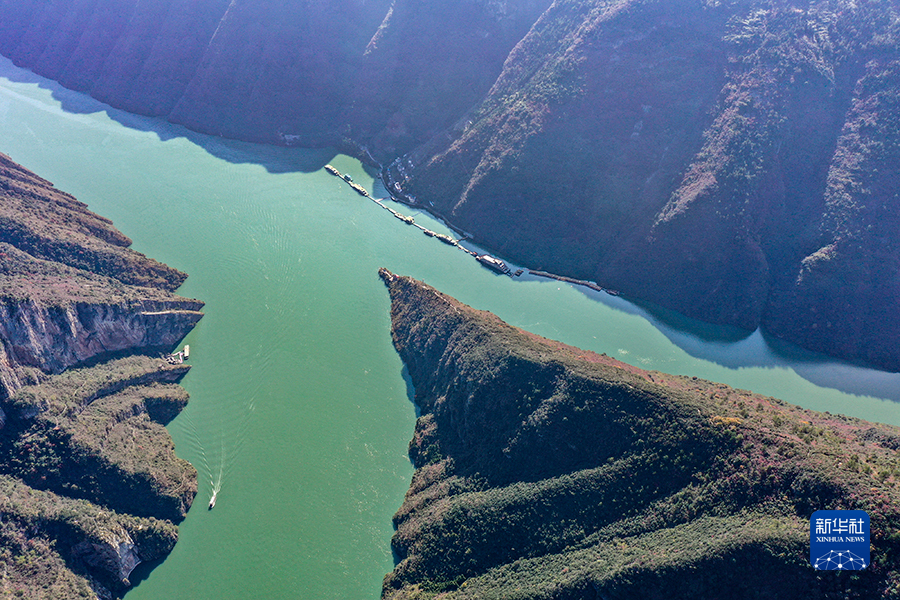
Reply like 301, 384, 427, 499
0, 153, 202, 598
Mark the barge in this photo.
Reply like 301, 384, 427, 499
477, 254, 511, 275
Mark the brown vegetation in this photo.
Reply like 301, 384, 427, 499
380, 269, 900, 599
0, 154, 201, 598
1, 1, 898, 370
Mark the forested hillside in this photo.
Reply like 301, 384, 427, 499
380, 268, 900, 599
0, 154, 202, 598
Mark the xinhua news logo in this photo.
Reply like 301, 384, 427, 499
810, 510, 870, 570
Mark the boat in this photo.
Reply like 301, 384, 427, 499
476, 254, 511, 274
324, 165, 340, 176
434, 233, 456, 246
349, 182, 369, 196
209, 490, 217, 510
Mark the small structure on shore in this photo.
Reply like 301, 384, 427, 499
164, 345, 191, 365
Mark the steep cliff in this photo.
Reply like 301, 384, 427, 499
0, 154, 203, 399
0, 154, 202, 598
0, 0, 393, 145
380, 269, 900, 599
391, 0, 900, 372
0, 474, 179, 597
0, 0, 898, 371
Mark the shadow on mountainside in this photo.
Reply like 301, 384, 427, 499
565, 282, 900, 405
0, 56, 336, 175
4, 56, 898, 407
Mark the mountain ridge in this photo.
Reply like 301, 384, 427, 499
379, 267, 900, 599
1, 0, 898, 371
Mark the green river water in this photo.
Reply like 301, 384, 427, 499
1, 56, 898, 599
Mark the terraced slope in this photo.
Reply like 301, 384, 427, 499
0, 153, 202, 598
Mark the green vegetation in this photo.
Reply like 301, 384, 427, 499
4, 358, 196, 522
0, 152, 203, 403
0, 475, 177, 598
3, 0, 900, 369
1, 0, 898, 368
0, 154, 201, 598
380, 270, 900, 599
0, 154, 186, 291
389, 0, 900, 372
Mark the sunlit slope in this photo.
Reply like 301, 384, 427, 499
380, 269, 900, 599
1, 0, 898, 367
0, 154, 202, 598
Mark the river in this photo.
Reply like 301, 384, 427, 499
0, 56, 897, 599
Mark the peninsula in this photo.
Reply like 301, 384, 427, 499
380, 268, 900, 599
0, 153, 202, 598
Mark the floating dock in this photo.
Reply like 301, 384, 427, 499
324, 164, 518, 275
529, 270, 619, 296
164, 344, 191, 365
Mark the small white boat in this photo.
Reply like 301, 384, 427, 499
208, 490, 217, 510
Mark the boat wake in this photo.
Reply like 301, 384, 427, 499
181, 395, 256, 514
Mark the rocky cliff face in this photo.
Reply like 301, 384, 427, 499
380, 269, 900, 599
0, 154, 203, 400
0, 153, 202, 598
0, 1, 897, 373
0, 285, 202, 398
392, 0, 900, 372
1, 474, 180, 595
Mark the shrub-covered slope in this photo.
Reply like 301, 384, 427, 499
380, 269, 900, 599
0, 154, 202, 598
0, 153, 186, 291
393, 0, 900, 372
0, 474, 179, 598
0, 153, 203, 398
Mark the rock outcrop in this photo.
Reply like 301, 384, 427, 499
0, 154, 202, 400
379, 269, 900, 599
0, 474, 179, 596
0, 153, 201, 598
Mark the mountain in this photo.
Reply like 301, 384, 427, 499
389, 0, 900, 373
0, 153, 202, 598
0, 0, 897, 371
379, 268, 900, 599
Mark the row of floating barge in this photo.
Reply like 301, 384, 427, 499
326, 164, 518, 276
371, 158, 617, 295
